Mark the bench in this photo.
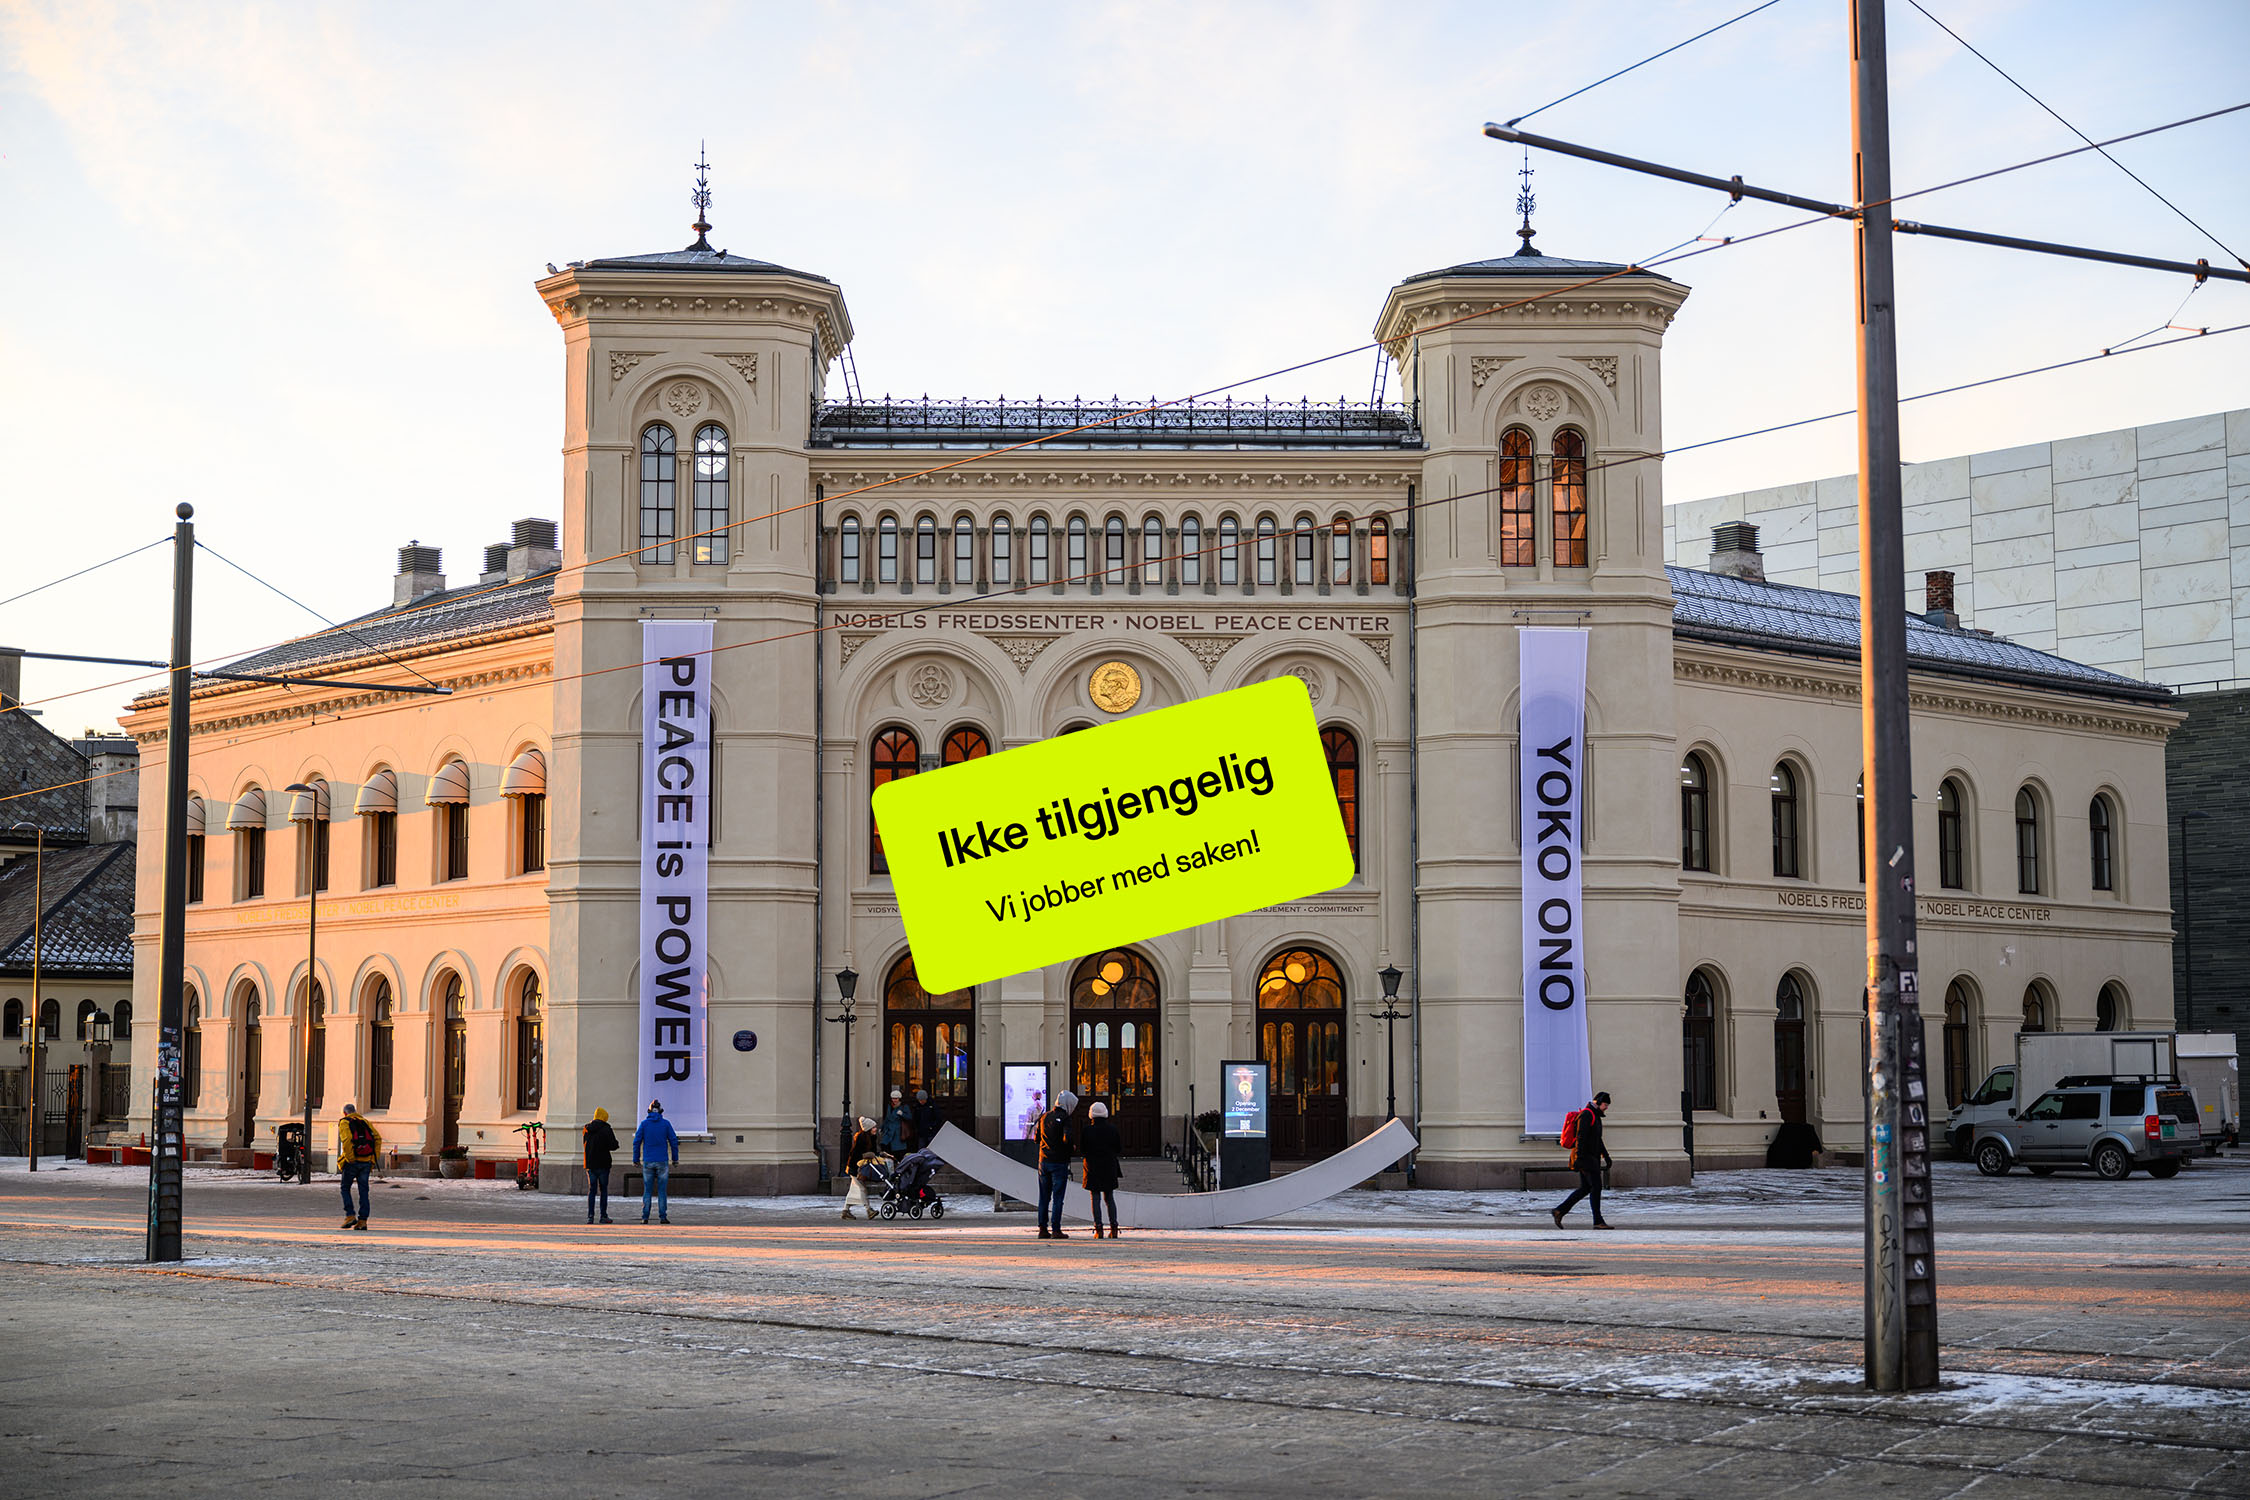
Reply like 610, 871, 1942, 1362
622, 1170, 715, 1198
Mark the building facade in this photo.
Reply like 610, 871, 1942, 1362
120, 222, 2182, 1188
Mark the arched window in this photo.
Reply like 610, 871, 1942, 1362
442, 974, 466, 1148
2014, 787, 2041, 894
1218, 516, 1241, 586
3, 999, 19, 1039
691, 424, 729, 564
183, 990, 201, 1109
1028, 515, 1050, 584
1104, 515, 1126, 585
1499, 427, 1535, 566
1067, 515, 1089, 582
1180, 515, 1203, 587
516, 972, 543, 1110
186, 795, 206, 904
2096, 982, 2126, 1033
1330, 517, 1352, 586
1855, 773, 1866, 882
1943, 980, 1974, 1109
839, 515, 862, 584
1291, 514, 1316, 586
991, 514, 1013, 586
77, 999, 100, 1040
2088, 794, 2115, 892
1070, 949, 1161, 1152
915, 514, 937, 585
296, 777, 332, 895
1256, 948, 1346, 1159
243, 991, 262, 1125
884, 954, 974, 1114
39, 998, 59, 1040
305, 983, 326, 1112
1680, 753, 1712, 872
953, 514, 975, 585
638, 424, 678, 564
1683, 970, 1719, 1112
232, 786, 267, 900
1369, 514, 1391, 585
871, 728, 920, 872
1255, 515, 1278, 586
1774, 973, 1808, 1123
1321, 727, 1359, 871
877, 515, 900, 584
1770, 763, 1802, 878
433, 761, 470, 882
1937, 778, 1966, 889
1143, 515, 1164, 585
368, 977, 394, 1111
942, 726, 991, 765
2020, 985, 2046, 1033
1552, 429, 1588, 567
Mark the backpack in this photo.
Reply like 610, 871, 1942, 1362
1559, 1108, 1586, 1150
346, 1116, 377, 1161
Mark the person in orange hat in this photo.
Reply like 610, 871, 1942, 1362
583, 1107, 620, 1225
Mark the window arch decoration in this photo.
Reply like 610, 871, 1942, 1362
691, 423, 729, 564
2014, 786, 2042, 894
839, 514, 862, 584
516, 970, 544, 1110
1104, 515, 1127, 585
1321, 727, 1360, 870
1180, 515, 1203, 587
1937, 777, 1967, 889
877, 514, 900, 584
1683, 968, 1720, 1112
2088, 793, 2116, 892
870, 727, 920, 872
1552, 428, 1588, 567
942, 726, 992, 765
1143, 514, 1165, 585
1680, 752, 1712, 872
639, 423, 678, 564
915, 514, 938, 585
1770, 761, 1803, 878
1368, 514, 1390, 586
1499, 427, 1535, 567
2095, 982, 2127, 1033
1072, 949, 1160, 1010
1256, 948, 1344, 1009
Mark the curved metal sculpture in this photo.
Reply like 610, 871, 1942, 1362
926, 1119, 1418, 1229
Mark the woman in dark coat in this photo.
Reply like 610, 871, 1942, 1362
1080, 1101, 1124, 1238
842, 1115, 885, 1222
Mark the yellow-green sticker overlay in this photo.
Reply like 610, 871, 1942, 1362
873, 675, 1353, 993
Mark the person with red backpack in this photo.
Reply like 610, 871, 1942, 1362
335, 1104, 383, 1231
1550, 1092, 1614, 1230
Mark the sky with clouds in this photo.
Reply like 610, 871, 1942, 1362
3, 0, 2246, 732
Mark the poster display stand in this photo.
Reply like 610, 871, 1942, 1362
1217, 1059, 1270, 1189
996, 1062, 1051, 1209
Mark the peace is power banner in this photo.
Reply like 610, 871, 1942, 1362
639, 618, 712, 1131
1520, 627, 1593, 1135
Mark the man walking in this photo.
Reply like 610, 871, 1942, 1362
1550, 1091, 1615, 1230
1034, 1090, 1080, 1240
335, 1104, 381, 1231
583, 1107, 619, 1225
633, 1101, 680, 1225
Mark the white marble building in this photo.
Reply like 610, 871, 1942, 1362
1665, 410, 2250, 692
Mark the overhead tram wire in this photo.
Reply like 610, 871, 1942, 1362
1904, 0, 2248, 271
9, 98, 2246, 724
194, 539, 445, 694
0, 537, 169, 611
1501, 0, 1788, 128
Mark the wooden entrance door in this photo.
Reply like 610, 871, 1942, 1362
883, 954, 975, 1139
1774, 972, 1808, 1126
240, 996, 262, 1147
1071, 950, 1160, 1156
1257, 948, 1347, 1160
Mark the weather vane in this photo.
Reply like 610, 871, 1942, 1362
690, 141, 714, 251
1515, 148, 1538, 255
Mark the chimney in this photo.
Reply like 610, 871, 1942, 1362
0, 646, 19, 708
1708, 522, 1764, 582
1923, 570, 1960, 629
506, 517, 562, 581
394, 542, 446, 607
480, 543, 510, 584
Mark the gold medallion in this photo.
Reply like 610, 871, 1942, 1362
1088, 660, 1143, 714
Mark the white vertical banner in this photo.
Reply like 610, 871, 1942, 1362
640, 618, 713, 1131
1520, 627, 1593, 1135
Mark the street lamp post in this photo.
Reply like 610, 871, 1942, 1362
88, 1011, 112, 1147
283, 782, 322, 1186
8, 823, 43, 1171
824, 967, 858, 1175
2179, 811, 2211, 1022
1374, 964, 1408, 1123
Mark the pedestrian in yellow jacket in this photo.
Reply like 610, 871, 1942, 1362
336, 1105, 383, 1231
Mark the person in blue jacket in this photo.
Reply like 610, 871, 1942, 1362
633, 1100, 681, 1225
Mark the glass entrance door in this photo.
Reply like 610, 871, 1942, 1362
1257, 949, 1347, 1160
1071, 950, 1161, 1156
883, 954, 975, 1139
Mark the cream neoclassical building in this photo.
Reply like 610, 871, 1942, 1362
121, 215, 2181, 1190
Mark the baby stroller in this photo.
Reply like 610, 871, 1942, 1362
274, 1122, 308, 1183
876, 1148, 947, 1220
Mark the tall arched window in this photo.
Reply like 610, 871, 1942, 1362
1680, 753, 1712, 871
839, 515, 862, 584
1321, 727, 1359, 871
39, 998, 59, 1040
1256, 948, 1347, 1159
1330, 517, 1352, 586
915, 514, 938, 585
305, 983, 326, 1112
1291, 514, 1316, 586
991, 514, 1013, 586
942, 726, 991, 765
1552, 429, 1588, 567
1683, 969, 1719, 1112
1937, 777, 1966, 889
953, 514, 975, 585
691, 424, 729, 564
1499, 428, 1535, 566
871, 727, 920, 872
885, 953, 976, 1134
4, 999, 20, 1039
1180, 515, 1203, 586
115, 1000, 132, 1038
1369, 514, 1390, 585
232, 786, 267, 900
1067, 515, 1089, 582
243, 992, 262, 1126
1142, 515, 1164, 585
515, 972, 543, 1110
1770, 763, 1802, 878
1218, 516, 1241, 585
77, 999, 100, 1040
1028, 515, 1050, 584
1943, 980, 1974, 1109
2088, 794, 2115, 892
1104, 515, 1127, 585
2096, 982, 2127, 1033
2021, 985, 2047, 1033
442, 974, 466, 1150
877, 515, 900, 584
1255, 515, 1278, 586
638, 424, 678, 564
1774, 973, 1808, 1124
368, 977, 394, 1111
183, 990, 201, 1109
2014, 787, 2042, 894
433, 760, 470, 882
186, 795, 206, 903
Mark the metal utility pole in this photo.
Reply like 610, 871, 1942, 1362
11, 824, 44, 1170
147, 503, 194, 1261
1852, 0, 1938, 1392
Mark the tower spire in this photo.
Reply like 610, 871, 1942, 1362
689, 141, 714, 252
1513, 149, 1539, 257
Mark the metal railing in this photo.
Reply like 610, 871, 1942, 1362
1172, 1112, 1216, 1192
811, 394, 1422, 448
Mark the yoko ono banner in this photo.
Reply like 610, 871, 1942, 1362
640, 618, 712, 1131
1520, 627, 1592, 1136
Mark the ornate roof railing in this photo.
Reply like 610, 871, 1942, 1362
810, 394, 1422, 448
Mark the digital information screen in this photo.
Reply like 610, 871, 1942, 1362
1002, 1063, 1052, 1142
1222, 1061, 1268, 1139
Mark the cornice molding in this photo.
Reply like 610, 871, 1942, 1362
1673, 653, 2176, 739
811, 465, 1414, 495
131, 643, 555, 742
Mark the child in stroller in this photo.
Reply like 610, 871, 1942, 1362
876, 1147, 946, 1220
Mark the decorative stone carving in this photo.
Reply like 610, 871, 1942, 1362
720, 353, 759, 384
1361, 635, 1394, 669
1470, 355, 1520, 388
837, 631, 879, 668
1524, 384, 1564, 422
1175, 634, 1246, 673
982, 633, 1064, 675
665, 380, 706, 418
1284, 664, 1322, 703
907, 661, 952, 708
1571, 355, 1618, 389
609, 351, 650, 383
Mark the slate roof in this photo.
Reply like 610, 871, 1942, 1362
0, 840, 134, 978
573, 245, 831, 282
1, 707, 91, 843
1668, 566, 2173, 705
1401, 246, 1676, 286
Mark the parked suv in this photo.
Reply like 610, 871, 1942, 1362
1973, 1078, 2201, 1180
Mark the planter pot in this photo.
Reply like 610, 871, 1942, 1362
438, 1157, 471, 1179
